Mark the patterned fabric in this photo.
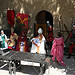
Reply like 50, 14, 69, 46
17, 13, 28, 32
8, 33, 18, 50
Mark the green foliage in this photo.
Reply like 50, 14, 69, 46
14, 18, 25, 35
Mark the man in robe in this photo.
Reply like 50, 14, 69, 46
67, 24, 75, 59
31, 28, 46, 54
16, 31, 29, 52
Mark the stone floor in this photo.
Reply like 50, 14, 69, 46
0, 55, 75, 75
49, 55, 75, 75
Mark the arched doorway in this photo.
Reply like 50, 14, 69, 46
34, 10, 53, 38
34, 10, 53, 51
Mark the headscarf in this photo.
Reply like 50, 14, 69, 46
1, 30, 4, 33
38, 28, 43, 34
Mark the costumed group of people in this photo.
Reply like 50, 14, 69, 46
0, 27, 29, 52
0, 24, 75, 67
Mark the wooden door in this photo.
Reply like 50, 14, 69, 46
35, 24, 47, 38
36, 12, 46, 24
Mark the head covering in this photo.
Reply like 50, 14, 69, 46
1, 30, 4, 33
73, 24, 75, 27
47, 21, 50, 24
38, 28, 43, 34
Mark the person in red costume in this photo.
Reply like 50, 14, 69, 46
16, 30, 29, 52
67, 24, 75, 59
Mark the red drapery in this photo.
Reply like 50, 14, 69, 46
17, 13, 28, 32
47, 25, 54, 42
16, 13, 29, 52
7, 10, 15, 27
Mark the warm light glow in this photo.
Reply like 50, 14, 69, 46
20, 7, 25, 13
20, 4, 25, 13
26, 0, 28, 2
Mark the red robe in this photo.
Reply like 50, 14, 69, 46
16, 34, 29, 52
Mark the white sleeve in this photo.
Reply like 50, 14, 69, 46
43, 36, 46, 41
5, 34, 7, 39
31, 38, 35, 42
0, 36, 2, 41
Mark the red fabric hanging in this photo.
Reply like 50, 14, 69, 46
17, 13, 28, 32
16, 13, 29, 52
7, 10, 15, 27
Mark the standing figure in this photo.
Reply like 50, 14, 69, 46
8, 27, 18, 51
16, 31, 29, 52
51, 32, 66, 66
67, 24, 75, 59
0, 30, 8, 48
47, 21, 54, 51
31, 28, 46, 54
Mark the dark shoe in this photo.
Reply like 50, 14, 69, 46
66, 53, 71, 59
66, 55, 71, 59
66, 56, 71, 59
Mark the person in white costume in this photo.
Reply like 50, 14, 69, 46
0, 30, 8, 49
31, 28, 46, 54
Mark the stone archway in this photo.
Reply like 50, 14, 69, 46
34, 10, 53, 38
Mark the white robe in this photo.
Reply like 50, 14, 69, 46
30, 36, 46, 54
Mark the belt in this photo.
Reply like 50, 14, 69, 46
56, 45, 61, 46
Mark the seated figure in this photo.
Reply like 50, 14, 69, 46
16, 31, 29, 52
31, 28, 46, 54
8, 27, 18, 50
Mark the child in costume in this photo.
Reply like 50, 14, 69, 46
51, 32, 66, 66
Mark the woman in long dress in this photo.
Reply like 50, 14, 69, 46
31, 28, 46, 54
51, 32, 66, 66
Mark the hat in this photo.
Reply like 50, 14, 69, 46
38, 28, 43, 33
47, 21, 49, 24
73, 24, 75, 27
1, 30, 4, 33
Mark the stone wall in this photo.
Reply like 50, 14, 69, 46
0, 0, 75, 40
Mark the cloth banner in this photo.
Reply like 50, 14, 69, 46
17, 13, 28, 32
7, 10, 15, 27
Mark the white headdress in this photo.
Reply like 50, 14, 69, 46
47, 21, 49, 24
38, 28, 43, 33
73, 24, 75, 27
1, 30, 4, 33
